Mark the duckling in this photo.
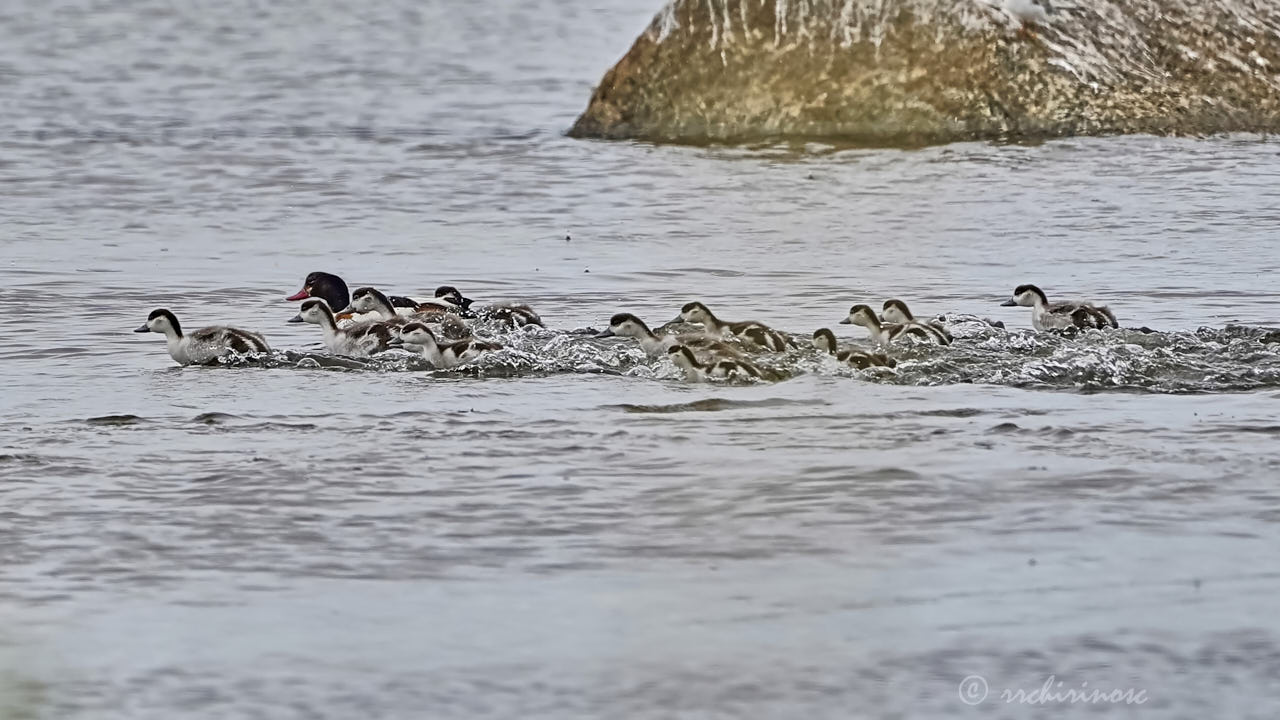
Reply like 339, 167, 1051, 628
477, 302, 543, 329
289, 298, 393, 357
402, 285, 468, 315
811, 329, 897, 369
595, 312, 744, 359
670, 301, 790, 351
341, 287, 471, 340
880, 299, 953, 345
399, 322, 501, 368
666, 345, 761, 382
431, 285, 474, 314
134, 309, 270, 365
1000, 284, 1118, 331
840, 304, 940, 346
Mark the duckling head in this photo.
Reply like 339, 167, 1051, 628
434, 285, 473, 310
812, 328, 837, 354
667, 344, 700, 370
343, 287, 391, 315
135, 308, 181, 336
840, 304, 878, 328
291, 298, 332, 325
1001, 284, 1047, 308
596, 312, 651, 339
399, 322, 439, 347
672, 301, 712, 325
881, 299, 914, 324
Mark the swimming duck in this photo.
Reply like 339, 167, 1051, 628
811, 329, 897, 369
670, 301, 790, 351
419, 284, 538, 328
432, 286, 474, 314
134, 309, 270, 365
840, 304, 941, 346
340, 287, 471, 340
879, 299, 953, 345
477, 302, 544, 329
290, 298, 394, 357
594, 312, 743, 359
667, 345, 761, 382
1000, 284, 1118, 331
399, 323, 501, 368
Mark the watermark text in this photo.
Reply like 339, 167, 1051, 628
958, 675, 1148, 706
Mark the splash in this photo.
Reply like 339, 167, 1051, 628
210, 315, 1280, 394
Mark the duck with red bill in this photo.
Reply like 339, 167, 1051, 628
286, 271, 449, 313
286, 271, 351, 310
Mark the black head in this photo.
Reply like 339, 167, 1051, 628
286, 271, 349, 310
680, 301, 707, 315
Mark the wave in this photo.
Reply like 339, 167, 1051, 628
202, 318, 1280, 394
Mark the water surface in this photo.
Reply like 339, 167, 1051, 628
2, 1, 1280, 718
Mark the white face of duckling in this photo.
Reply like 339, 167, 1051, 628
842, 305, 878, 328
606, 316, 649, 339
347, 291, 378, 314
141, 313, 177, 336
881, 300, 913, 324
1002, 285, 1046, 308
399, 325, 438, 347
674, 302, 712, 326
811, 329, 837, 353
296, 299, 332, 325
667, 345, 699, 372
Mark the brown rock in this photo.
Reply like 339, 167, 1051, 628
568, 0, 1280, 146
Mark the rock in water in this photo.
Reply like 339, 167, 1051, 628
568, 0, 1280, 146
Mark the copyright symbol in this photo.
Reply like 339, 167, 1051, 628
958, 675, 988, 705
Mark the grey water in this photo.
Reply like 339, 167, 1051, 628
3, 0, 1280, 718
